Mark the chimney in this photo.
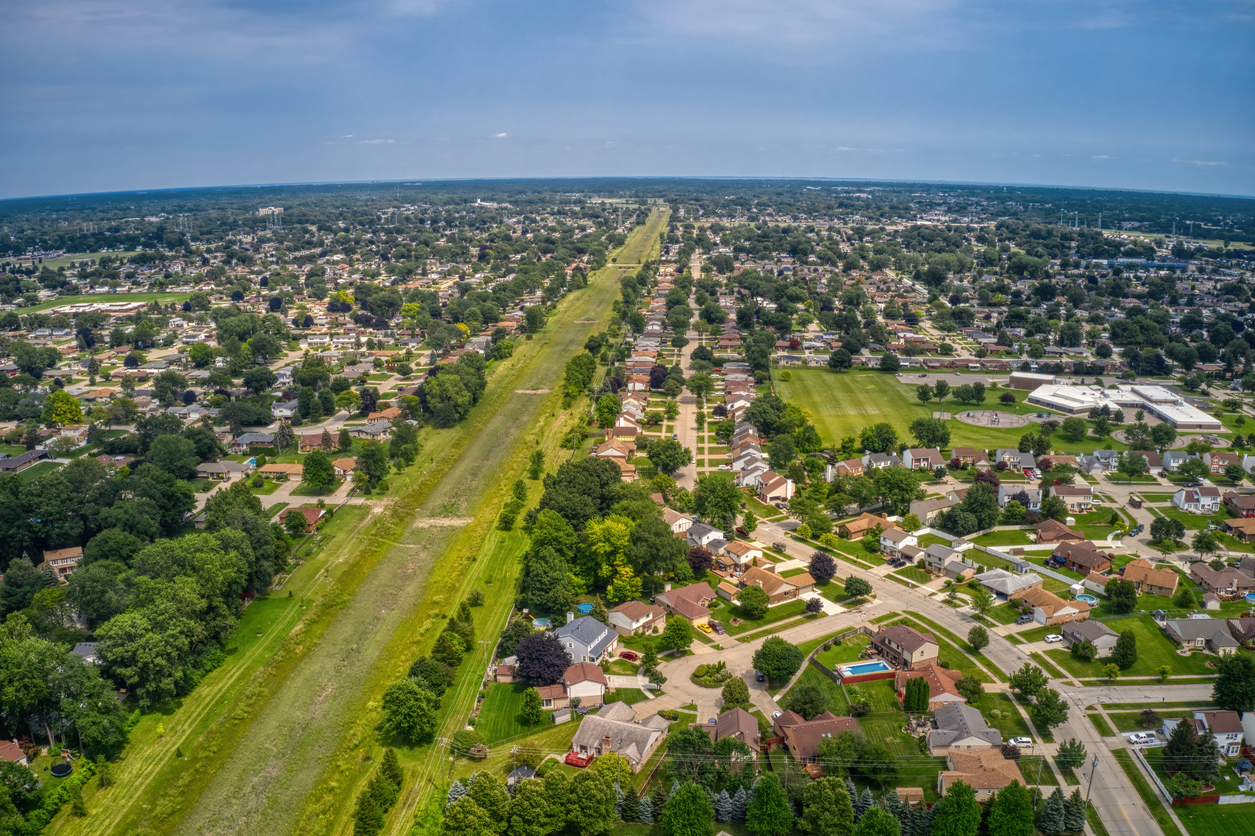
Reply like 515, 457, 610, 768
664, 582, 672, 593
566, 612, 575, 625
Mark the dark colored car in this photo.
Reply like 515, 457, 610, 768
756, 670, 765, 682
1015, 615, 1034, 625
711, 621, 725, 635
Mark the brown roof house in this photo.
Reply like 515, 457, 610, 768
1190, 565, 1255, 599
0, 741, 29, 766
739, 565, 815, 604
871, 624, 939, 671
1011, 587, 1091, 626
894, 664, 967, 710
773, 711, 862, 771
1051, 541, 1112, 575
655, 582, 715, 626
839, 513, 897, 539
607, 601, 666, 637
695, 707, 762, 755
1228, 616, 1255, 648
1035, 519, 1084, 545
1120, 559, 1180, 596
938, 749, 1026, 800
1060, 620, 1120, 658
43, 546, 82, 581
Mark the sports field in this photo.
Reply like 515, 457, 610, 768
775, 368, 1130, 454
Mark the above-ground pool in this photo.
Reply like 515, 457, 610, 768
838, 660, 892, 677
577, 602, 594, 614
1246, 592, 1255, 604
1076, 594, 1099, 605
531, 618, 552, 630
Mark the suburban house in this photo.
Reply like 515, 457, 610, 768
655, 582, 715, 626
721, 540, 763, 568
1035, 519, 1084, 544
1048, 485, 1093, 512
773, 711, 862, 769
259, 462, 303, 481
284, 506, 326, 532
553, 616, 619, 664
367, 406, 402, 423
662, 508, 693, 535
894, 664, 966, 710
1162, 711, 1245, 757
698, 707, 762, 754
993, 449, 1036, 471
1162, 451, 1199, 472
997, 485, 1042, 512
903, 448, 944, 471
1120, 559, 1180, 597
972, 569, 1042, 601
1206, 452, 1242, 474
910, 494, 960, 524
43, 546, 82, 580
880, 527, 919, 557
687, 523, 726, 550
757, 472, 796, 503
563, 662, 608, 707
1228, 616, 1255, 648
569, 702, 670, 771
0, 450, 49, 474
1011, 587, 1091, 626
607, 601, 665, 637
1223, 491, 1255, 518
231, 432, 274, 452
938, 749, 1026, 800
1051, 541, 1112, 575
195, 460, 253, 480
839, 513, 897, 539
332, 457, 357, 478
927, 703, 1002, 756
0, 741, 29, 767
951, 448, 990, 469
1223, 518, 1255, 542
923, 543, 971, 580
871, 624, 940, 670
739, 566, 815, 604
1189, 565, 1255, 599
1163, 618, 1240, 656
1060, 620, 1120, 658
1173, 486, 1221, 514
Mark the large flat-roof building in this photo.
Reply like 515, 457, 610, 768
1026, 384, 1221, 430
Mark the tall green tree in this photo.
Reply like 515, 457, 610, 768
1212, 653, 1255, 711
854, 807, 902, 836
799, 776, 855, 836
986, 781, 1034, 836
1111, 630, 1137, 670
568, 771, 617, 836
507, 779, 551, 836
660, 781, 714, 836
930, 780, 980, 836
747, 773, 793, 836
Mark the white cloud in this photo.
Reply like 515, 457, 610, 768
357, 139, 395, 145
1091, 155, 1112, 160
635, 0, 954, 45
833, 146, 858, 152
1172, 158, 1227, 167
494, 132, 508, 138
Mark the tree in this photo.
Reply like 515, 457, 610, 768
595, 394, 622, 428
967, 625, 989, 654
339, 427, 353, 451
1029, 687, 1069, 732
799, 776, 855, 836
303, 449, 336, 492
955, 677, 983, 705
1056, 738, 1087, 770
722, 676, 752, 710
647, 438, 692, 475
752, 637, 804, 684
855, 807, 902, 836
507, 779, 552, 836
442, 796, 495, 836
521, 687, 544, 726
1111, 630, 1137, 670
1071, 640, 1097, 663
930, 780, 980, 836
968, 584, 993, 617
878, 353, 900, 372
514, 633, 571, 685
568, 771, 617, 836
660, 781, 714, 836
1104, 663, 1120, 682
909, 417, 951, 449
828, 349, 852, 371
859, 422, 899, 453
1059, 417, 1088, 442
1009, 664, 1048, 700
782, 681, 828, 720
693, 473, 741, 530
1163, 711, 1199, 774
658, 615, 693, 653
747, 773, 793, 836
380, 678, 438, 743
41, 389, 83, 425
1038, 788, 1067, 836
810, 551, 837, 583
357, 440, 389, 487
844, 576, 872, 599
284, 509, 309, 537
1192, 530, 1220, 561
147, 434, 200, 479
1092, 568, 1139, 609
739, 585, 770, 619
903, 677, 930, 712
1212, 653, 1255, 711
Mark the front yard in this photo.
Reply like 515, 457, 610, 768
1043, 614, 1221, 679
970, 529, 1036, 547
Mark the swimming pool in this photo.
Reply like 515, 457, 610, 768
532, 618, 552, 630
838, 661, 892, 677
1076, 594, 1098, 605
1246, 592, 1255, 604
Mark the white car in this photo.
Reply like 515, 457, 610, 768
1044, 634, 1063, 643
1009, 737, 1033, 747
1091, 499, 1103, 507
718, 464, 731, 471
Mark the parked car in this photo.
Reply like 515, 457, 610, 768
1010, 737, 1033, 747
1015, 615, 1034, 625
756, 670, 765, 682
718, 464, 731, 470
1045, 634, 1062, 643
619, 650, 639, 662
1128, 732, 1157, 745
1208, 524, 1222, 531
772, 541, 787, 550
1091, 499, 1104, 507
711, 621, 725, 635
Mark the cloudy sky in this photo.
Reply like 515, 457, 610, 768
1, 0, 1252, 198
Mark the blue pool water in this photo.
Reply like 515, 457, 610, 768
532, 618, 552, 630
839, 661, 892, 676
1076, 594, 1099, 604
1246, 592, 1255, 604
577, 602, 594, 614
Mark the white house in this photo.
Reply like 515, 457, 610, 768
1173, 486, 1221, 514
662, 508, 693, 535
880, 527, 919, 557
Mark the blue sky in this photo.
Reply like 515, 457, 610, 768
1, 0, 1252, 199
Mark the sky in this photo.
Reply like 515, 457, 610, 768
1, 0, 1253, 199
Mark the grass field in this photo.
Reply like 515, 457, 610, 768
54, 211, 672, 836
1173, 798, 1255, 836
20, 288, 189, 313
970, 529, 1035, 547
776, 369, 1129, 453
476, 683, 533, 744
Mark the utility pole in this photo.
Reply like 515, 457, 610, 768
1084, 755, 1099, 810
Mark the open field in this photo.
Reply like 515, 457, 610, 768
19, 288, 190, 313
775, 369, 1130, 453
53, 211, 670, 836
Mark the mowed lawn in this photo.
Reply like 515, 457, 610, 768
776, 368, 1129, 453
1043, 614, 1218, 678
1173, 798, 1254, 836
477, 683, 535, 744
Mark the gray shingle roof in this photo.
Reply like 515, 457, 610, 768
929, 703, 1002, 749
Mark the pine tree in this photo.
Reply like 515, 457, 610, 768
614, 781, 625, 819
446, 780, 467, 810
1064, 789, 1087, 833
882, 789, 911, 836
652, 784, 668, 817
353, 789, 384, 836
910, 801, 933, 836
1038, 788, 1067, 836
732, 786, 749, 823
716, 789, 734, 822
671, 779, 680, 797
637, 795, 654, 825
622, 786, 640, 822
1163, 718, 1199, 775
856, 787, 875, 820
381, 748, 403, 791
846, 777, 859, 807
